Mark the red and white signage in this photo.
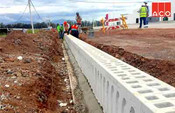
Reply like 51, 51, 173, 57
101, 26, 120, 31
104, 14, 120, 30
152, 2, 171, 17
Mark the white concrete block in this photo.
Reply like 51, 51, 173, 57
65, 34, 175, 113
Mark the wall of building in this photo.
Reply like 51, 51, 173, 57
169, 0, 175, 20
125, 9, 140, 24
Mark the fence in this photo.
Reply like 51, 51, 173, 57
65, 35, 175, 113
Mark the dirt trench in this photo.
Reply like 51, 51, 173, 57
0, 31, 76, 113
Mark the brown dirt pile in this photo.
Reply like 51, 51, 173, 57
0, 31, 76, 113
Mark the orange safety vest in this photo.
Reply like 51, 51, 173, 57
71, 25, 78, 30
76, 16, 82, 24
64, 24, 69, 31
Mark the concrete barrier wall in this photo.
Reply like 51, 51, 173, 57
65, 35, 175, 113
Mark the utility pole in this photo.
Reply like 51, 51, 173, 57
28, 0, 34, 34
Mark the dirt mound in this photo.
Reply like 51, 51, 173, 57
0, 31, 76, 113
81, 34, 175, 87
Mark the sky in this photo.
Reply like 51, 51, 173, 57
0, 0, 171, 24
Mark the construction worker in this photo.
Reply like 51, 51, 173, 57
57, 24, 61, 39
70, 24, 79, 38
138, 5, 147, 28
60, 24, 64, 39
76, 12, 82, 33
63, 21, 70, 35
144, 2, 149, 27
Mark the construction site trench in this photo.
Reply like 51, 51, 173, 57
0, 29, 175, 113
0, 31, 79, 113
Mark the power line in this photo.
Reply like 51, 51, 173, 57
15, 2, 29, 23
14, 0, 45, 24
30, 0, 45, 22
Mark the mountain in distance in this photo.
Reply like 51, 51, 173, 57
3, 19, 75, 25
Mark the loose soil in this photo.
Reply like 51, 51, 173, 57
0, 31, 76, 113
81, 29, 175, 87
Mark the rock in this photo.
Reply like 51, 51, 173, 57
5, 85, 10, 88
35, 72, 41, 76
115, 54, 120, 58
11, 76, 17, 79
21, 73, 28, 77
62, 58, 65, 61
14, 72, 22, 77
23, 58, 32, 63
6, 70, 13, 74
0, 105, 6, 110
70, 100, 73, 104
57, 100, 61, 103
14, 39, 21, 45
0, 94, 7, 101
17, 56, 23, 60
18, 83, 22, 86
64, 79, 68, 82
38, 92, 47, 103
59, 103, 67, 107
14, 80, 18, 84
16, 96, 21, 100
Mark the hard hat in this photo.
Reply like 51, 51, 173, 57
64, 21, 67, 25
76, 12, 79, 15
144, 2, 148, 4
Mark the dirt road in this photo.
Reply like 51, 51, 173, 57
87, 29, 175, 61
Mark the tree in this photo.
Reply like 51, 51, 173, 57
0, 23, 5, 28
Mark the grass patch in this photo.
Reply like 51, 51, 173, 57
0, 34, 7, 38
27, 29, 40, 34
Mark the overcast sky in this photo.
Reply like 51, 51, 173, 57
0, 0, 171, 24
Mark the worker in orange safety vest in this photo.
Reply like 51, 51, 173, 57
63, 21, 70, 34
70, 24, 79, 38
76, 12, 82, 33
